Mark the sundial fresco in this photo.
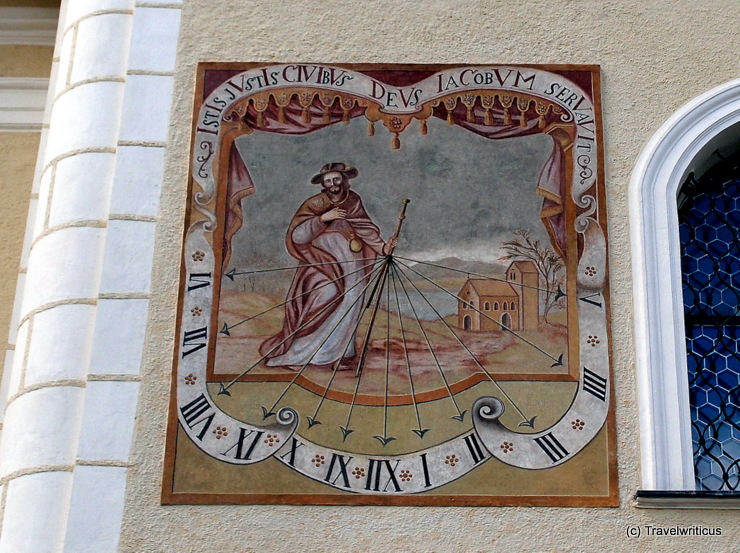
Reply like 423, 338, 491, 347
162, 63, 618, 506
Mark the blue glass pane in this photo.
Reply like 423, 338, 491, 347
680, 162, 740, 491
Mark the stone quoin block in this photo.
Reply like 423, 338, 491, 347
110, 146, 165, 217
64, 466, 128, 553
25, 304, 97, 386
0, 471, 74, 553
98, 220, 156, 295
117, 74, 174, 143
0, 386, 85, 477
23, 226, 106, 312
45, 81, 126, 161
70, 13, 133, 84
89, 299, 149, 375
76, 381, 140, 461
49, 152, 117, 226
127, 7, 181, 73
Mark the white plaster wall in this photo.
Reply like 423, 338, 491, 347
121, 1, 740, 551
0, 1, 183, 552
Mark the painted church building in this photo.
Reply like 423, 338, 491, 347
457, 260, 539, 331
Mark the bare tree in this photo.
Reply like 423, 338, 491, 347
500, 229, 564, 324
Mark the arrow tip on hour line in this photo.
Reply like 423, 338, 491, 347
339, 426, 353, 441
550, 353, 564, 368
217, 382, 231, 396
261, 406, 275, 420
225, 269, 236, 281
220, 323, 230, 336
412, 428, 430, 439
451, 410, 467, 422
554, 285, 566, 302
306, 416, 322, 428
373, 435, 396, 446
518, 416, 537, 429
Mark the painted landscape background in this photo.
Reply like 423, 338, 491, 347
213, 115, 568, 400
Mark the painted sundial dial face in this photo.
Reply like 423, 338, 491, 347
163, 64, 617, 506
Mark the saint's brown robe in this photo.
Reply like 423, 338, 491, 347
259, 189, 385, 363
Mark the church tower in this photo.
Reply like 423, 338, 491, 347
507, 261, 540, 330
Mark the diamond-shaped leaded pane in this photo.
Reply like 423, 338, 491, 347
680, 158, 740, 491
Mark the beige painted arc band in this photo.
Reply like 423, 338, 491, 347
17, 317, 33, 392
41, 163, 57, 230
75, 459, 133, 468
127, 70, 174, 77
39, 147, 116, 182
53, 76, 126, 106
117, 140, 167, 148
60, 9, 135, 41
135, 3, 183, 9
0, 476, 7, 534
108, 214, 157, 222
65, 23, 78, 87
97, 293, 150, 300
5, 379, 87, 410
30, 220, 107, 252
87, 374, 141, 382
0, 465, 74, 487
17, 298, 97, 329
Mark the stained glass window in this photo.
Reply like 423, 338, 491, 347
679, 152, 740, 491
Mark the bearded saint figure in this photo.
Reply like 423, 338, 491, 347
259, 162, 396, 370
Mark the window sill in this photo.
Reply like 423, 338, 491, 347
635, 490, 740, 509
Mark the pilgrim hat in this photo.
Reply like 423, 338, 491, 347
310, 162, 359, 184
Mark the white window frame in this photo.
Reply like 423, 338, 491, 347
630, 79, 740, 493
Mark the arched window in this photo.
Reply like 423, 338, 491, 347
493, 302, 499, 310
631, 79, 740, 504
502, 302, 508, 310
511, 302, 516, 311
484, 301, 491, 310
678, 153, 740, 491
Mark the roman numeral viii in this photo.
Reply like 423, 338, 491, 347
179, 394, 215, 440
